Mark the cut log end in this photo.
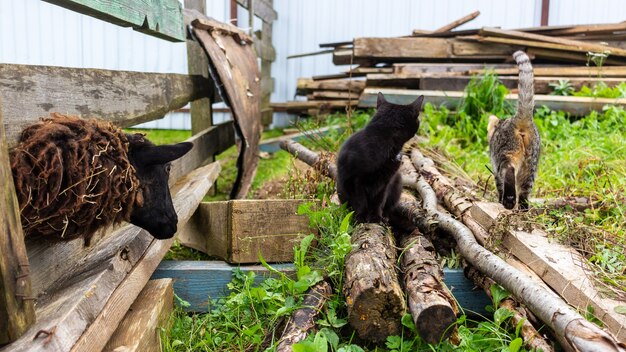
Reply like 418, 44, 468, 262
416, 304, 457, 344
347, 288, 405, 342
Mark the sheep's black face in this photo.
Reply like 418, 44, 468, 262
127, 135, 193, 239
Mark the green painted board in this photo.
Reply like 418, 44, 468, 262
152, 261, 491, 315
42, 0, 186, 42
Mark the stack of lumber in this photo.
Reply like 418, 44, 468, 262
274, 14, 626, 116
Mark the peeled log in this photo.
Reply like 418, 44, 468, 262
400, 231, 457, 344
409, 150, 626, 352
343, 223, 406, 342
276, 281, 332, 352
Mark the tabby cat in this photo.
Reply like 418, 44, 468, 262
487, 51, 541, 210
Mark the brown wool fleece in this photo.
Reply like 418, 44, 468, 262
10, 113, 141, 245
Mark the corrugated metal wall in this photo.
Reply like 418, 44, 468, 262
1, 0, 623, 129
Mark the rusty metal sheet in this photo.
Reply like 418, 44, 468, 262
191, 18, 261, 199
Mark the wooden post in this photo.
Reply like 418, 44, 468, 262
259, 0, 275, 126
185, 0, 213, 135
0, 96, 36, 344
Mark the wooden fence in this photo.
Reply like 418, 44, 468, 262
0, 0, 275, 350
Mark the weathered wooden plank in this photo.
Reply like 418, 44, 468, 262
479, 27, 626, 57
527, 47, 626, 65
236, 0, 277, 23
151, 261, 490, 314
152, 261, 294, 311
192, 17, 254, 44
393, 63, 516, 75
310, 91, 361, 100
0, 64, 211, 148
229, 199, 314, 263
479, 35, 626, 58
179, 199, 316, 264
178, 201, 230, 258
41, 0, 185, 42
468, 65, 626, 77
352, 37, 519, 61
103, 279, 173, 352
471, 202, 626, 342
0, 97, 35, 344
169, 121, 235, 184
359, 87, 626, 116
296, 78, 366, 94
516, 21, 626, 36
432, 10, 480, 33
3, 162, 220, 352
192, 18, 261, 199
271, 100, 359, 113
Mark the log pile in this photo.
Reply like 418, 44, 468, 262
279, 140, 626, 350
274, 14, 626, 115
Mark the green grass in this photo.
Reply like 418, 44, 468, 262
124, 128, 192, 145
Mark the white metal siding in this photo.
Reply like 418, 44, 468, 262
1, 0, 624, 128
269, 0, 539, 125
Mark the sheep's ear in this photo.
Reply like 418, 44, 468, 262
142, 142, 193, 165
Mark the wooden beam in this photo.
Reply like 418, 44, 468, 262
5, 162, 220, 352
296, 78, 366, 94
527, 47, 626, 65
41, 0, 185, 42
468, 65, 626, 76
0, 64, 211, 148
192, 17, 254, 44
270, 100, 359, 113
393, 62, 516, 75
359, 87, 626, 116
310, 91, 361, 100
169, 121, 235, 184
0, 97, 35, 344
471, 202, 626, 342
103, 279, 174, 352
517, 21, 626, 36
352, 37, 519, 61
478, 27, 626, 57
236, 0, 277, 23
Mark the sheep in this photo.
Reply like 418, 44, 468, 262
10, 113, 193, 245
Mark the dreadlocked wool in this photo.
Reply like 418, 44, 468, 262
10, 113, 143, 245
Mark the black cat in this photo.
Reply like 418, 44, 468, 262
336, 92, 424, 223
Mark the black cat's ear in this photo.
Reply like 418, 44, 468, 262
377, 92, 387, 108
411, 95, 425, 111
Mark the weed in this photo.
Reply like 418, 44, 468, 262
549, 79, 574, 96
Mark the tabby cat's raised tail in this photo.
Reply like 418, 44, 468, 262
487, 50, 541, 210
513, 51, 534, 123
